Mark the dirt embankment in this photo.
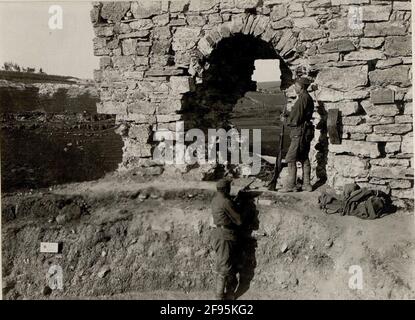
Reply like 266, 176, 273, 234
2, 177, 414, 300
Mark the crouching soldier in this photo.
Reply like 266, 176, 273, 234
210, 178, 242, 300
280, 77, 315, 193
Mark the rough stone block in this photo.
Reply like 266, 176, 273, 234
331, 0, 369, 4
343, 124, 373, 134
292, 17, 319, 28
121, 39, 137, 56
350, 133, 367, 141
361, 5, 391, 21
308, 53, 339, 64
376, 58, 403, 69
123, 71, 144, 80
389, 180, 412, 189
170, 18, 187, 26
97, 101, 127, 115
329, 140, 380, 158
342, 116, 364, 126
370, 88, 395, 104
118, 31, 150, 39
299, 29, 325, 41
359, 37, 384, 48
169, 0, 189, 12
271, 19, 292, 30
385, 142, 401, 154
156, 114, 182, 123
208, 13, 222, 24
395, 115, 413, 124
308, 0, 331, 7
401, 133, 413, 154
373, 124, 412, 135
366, 134, 401, 142
172, 27, 201, 51
319, 40, 356, 53
197, 37, 213, 56
370, 158, 409, 167
330, 155, 368, 178
124, 139, 152, 158
100, 56, 112, 68
131, 0, 162, 19
315, 65, 368, 92
393, 1, 412, 11
153, 26, 171, 39
252, 16, 269, 37
130, 19, 154, 30
94, 26, 114, 37
100, 2, 130, 22
344, 89, 370, 100
365, 115, 394, 125
128, 124, 151, 143
315, 88, 344, 102
370, 166, 413, 180
364, 22, 407, 37
157, 98, 182, 114
151, 40, 171, 55
135, 56, 149, 66
326, 101, 359, 116
344, 49, 385, 61
93, 37, 106, 50
188, 0, 219, 12
230, 14, 245, 33
170, 76, 193, 94
127, 100, 156, 115
384, 36, 412, 57
235, 0, 260, 9
361, 101, 399, 117
153, 13, 170, 26
90, 6, 100, 24
404, 103, 413, 114
270, 5, 288, 21
327, 18, 363, 38
369, 66, 411, 87
187, 15, 206, 26
113, 56, 135, 69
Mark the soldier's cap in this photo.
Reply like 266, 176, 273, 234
295, 77, 312, 87
216, 178, 231, 191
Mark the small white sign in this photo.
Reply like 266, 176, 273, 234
40, 242, 59, 253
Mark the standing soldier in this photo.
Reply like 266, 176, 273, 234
279, 77, 315, 192
210, 178, 242, 300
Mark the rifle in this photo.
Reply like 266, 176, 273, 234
267, 92, 288, 191
233, 178, 256, 203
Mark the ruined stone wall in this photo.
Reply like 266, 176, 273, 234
91, 0, 413, 206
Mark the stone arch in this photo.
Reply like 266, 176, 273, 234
187, 18, 299, 88
177, 25, 297, 178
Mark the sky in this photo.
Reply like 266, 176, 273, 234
0, 1, 281, 81
0, 1, 99, 79
252, 59, 280, 82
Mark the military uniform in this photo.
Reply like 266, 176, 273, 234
285, 90, 315, 163
280, 78, 315, 192
210, 182, 242, 300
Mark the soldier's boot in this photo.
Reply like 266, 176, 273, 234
302, 159, 313, 192
279, 162, 298, 193
215, 274, 226, 300
225, 274, 238, 300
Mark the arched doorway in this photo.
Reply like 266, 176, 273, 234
180, 33, 293, 177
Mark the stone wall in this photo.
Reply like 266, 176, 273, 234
91, 0, 413, 207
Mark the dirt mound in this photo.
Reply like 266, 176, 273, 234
2, 179, 414, 300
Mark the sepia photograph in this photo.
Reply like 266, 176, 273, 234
0, 0, 414, 302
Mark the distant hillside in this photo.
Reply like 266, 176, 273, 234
0, 70, 89, 85
256, 81, 281, 93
